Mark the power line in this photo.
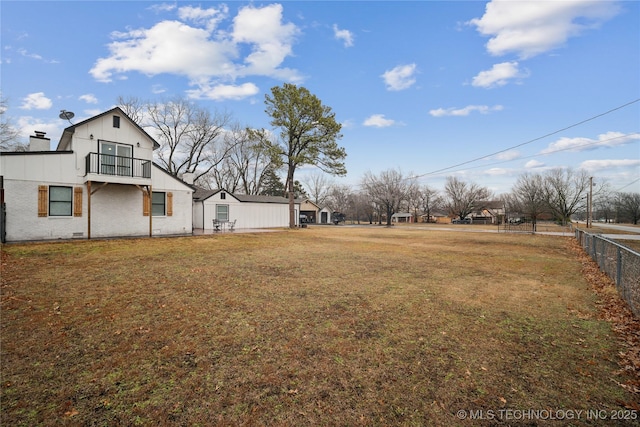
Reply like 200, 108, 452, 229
413, 98, 640, 179
418, 132, 639, 177
615, 178, 640, 193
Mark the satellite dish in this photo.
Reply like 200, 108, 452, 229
59, 110, 75, 123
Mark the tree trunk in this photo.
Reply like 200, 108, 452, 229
287, 167, 296, 229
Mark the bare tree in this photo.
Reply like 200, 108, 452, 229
405, 182, 423, 223
116, 96, 145, 125
0, 96, 24, 151
118, 96, 235, 184
591, 179, 613, 223
444, 176, 491, 221
349, 191, 374, 224
327, 184, 353, 216
543, 168, 590, 225
362, 169, 415, 226
418, 185, 443, 223
303, 172, 333, 206
616, 192, 640, 224
206, 125, 274, 194
510, 172, 547, 229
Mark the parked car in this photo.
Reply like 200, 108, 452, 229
332, 212, 346, 225
452, 218, 471, 224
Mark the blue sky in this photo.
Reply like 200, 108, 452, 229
2, 1, 639, 195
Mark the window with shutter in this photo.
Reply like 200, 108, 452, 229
151, 192, 165, 216
49, 186, 72, 216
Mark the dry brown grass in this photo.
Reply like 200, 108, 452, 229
1, 227, 638, 426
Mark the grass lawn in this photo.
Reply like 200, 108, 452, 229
1, 227, 638, 426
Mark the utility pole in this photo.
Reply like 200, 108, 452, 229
588, 176, 594, 228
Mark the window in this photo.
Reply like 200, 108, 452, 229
220, 192, 226, 200
100, 141, 132, 176
113, 115, 120, 128
143, 191, 172, 216
49, 186, 72, 216
152, 192, 166, 216
216, 204, 229, 221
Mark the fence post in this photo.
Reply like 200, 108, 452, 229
616, 247, 622, 289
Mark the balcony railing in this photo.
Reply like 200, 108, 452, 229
85, 153, 151, 179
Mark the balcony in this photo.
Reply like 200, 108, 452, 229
85, 152, 152, 184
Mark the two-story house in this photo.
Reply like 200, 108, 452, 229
0, 107, 193, 242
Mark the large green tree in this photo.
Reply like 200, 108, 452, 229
262, 83, 346, 228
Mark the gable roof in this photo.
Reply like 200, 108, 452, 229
300, 198, 321, 209
56, 107, 160, 151
234, 194, 290, 204
152, 163, 194, 191
192, 188, 228, 202
477, 201, 504, 211
192, 187, 292, 205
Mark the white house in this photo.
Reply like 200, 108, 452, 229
193, 188, 300, 231
0, 107, 193, 242
391, 212, 414, 223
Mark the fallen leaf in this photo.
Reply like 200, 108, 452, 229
64, 409, 79, 417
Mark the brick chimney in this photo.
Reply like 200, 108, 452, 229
29, 131, 51, 151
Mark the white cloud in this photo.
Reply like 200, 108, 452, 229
89, 4, 301, 100
429, 104, 503, 117
16, 48, 58, 64
333, 24, 354, 47
20, 92, 52, 110
381, 64, 417, 91
525, 159, 545, 169
484, 167, 509, 176
231, 4, 300, 79
472, 61, 528, 88
494, 150, 520, 161
363, 114, 395, 128
16, 115, 62, 142
541, 131, 640, 154
148, 3, 176, 14
178, 5, 228, 31
186, 82, 259, 101
580, 159, 640, 172
468, 0, 621, 59
79, 94, 98, 104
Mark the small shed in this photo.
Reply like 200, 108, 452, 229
318, 206, 332, 224
193, 189, 301, 230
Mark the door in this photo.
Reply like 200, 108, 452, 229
100, 142, 132, 176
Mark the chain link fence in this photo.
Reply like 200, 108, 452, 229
575, 229, 640, 317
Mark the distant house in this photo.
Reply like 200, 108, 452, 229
471, 201, 505, 224
391, 212, 414, 223
0, 107, 193, 242
299, 199, 321, 223
421, 210, 450, 224
192, 188, 301, 231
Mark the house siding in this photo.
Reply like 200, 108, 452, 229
3, 180, 87, 241
0, 108, 193, 242
196, 192, 298, 230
